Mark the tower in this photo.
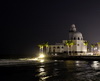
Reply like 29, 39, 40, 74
69, 24, 76, 40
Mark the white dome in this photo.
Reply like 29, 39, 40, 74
72, 32, 83, 40
70, 24, 76, 32
69, 24, 84, 40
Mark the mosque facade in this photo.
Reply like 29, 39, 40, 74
46, 24, 88, 55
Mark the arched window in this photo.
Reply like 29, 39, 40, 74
78, 37, 80, 40
57, 46, 60, 49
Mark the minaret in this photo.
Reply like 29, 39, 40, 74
69, 24, 76, 40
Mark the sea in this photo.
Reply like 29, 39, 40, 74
0, 59, 100, 81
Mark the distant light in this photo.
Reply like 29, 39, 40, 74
55, 53, 57, 56
54, 60, 57, 62
39, 53, 45, 58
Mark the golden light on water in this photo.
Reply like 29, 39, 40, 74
19, 53, 45, 63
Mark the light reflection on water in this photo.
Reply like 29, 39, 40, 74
91, 61, 100, 70
35, 60, 100, 81
1, 60, 100, 81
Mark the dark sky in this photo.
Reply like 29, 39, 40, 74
1, 0, 100, 57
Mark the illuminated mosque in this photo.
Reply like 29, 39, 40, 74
46, 24, 88, 55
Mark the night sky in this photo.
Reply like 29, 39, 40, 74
1, 0, 100, 58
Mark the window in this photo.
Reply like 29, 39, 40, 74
57, 46, 60, 49
78, 37, 80, 40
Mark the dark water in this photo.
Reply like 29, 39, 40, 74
0, 60, 100, 81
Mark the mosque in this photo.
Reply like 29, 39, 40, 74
46, 24, 88, 55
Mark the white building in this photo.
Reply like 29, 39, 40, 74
47, 24, 88, 55
91, 43, 100, 55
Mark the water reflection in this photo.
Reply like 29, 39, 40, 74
75, 61, 80, 66
91, 61, 100, 70
37, 64, 50, 81
75, 61, 100, 81
39, 68, 45, 72
35, 60, 100, 81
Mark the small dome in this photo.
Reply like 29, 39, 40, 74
71, 24, 76, 28
73, 32, 83, 40
70, 24, 76, 32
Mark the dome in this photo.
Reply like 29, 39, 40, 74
69, 24, 84, 40
69, 24, 76, 32
72, 32, 83, 40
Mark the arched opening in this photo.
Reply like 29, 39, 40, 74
49, 47, 51, 52
57, 46, 60, 49
74, 37, 76, 40
78, 37, 80, 40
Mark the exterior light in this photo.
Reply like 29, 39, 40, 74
39, 53, 45, 58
